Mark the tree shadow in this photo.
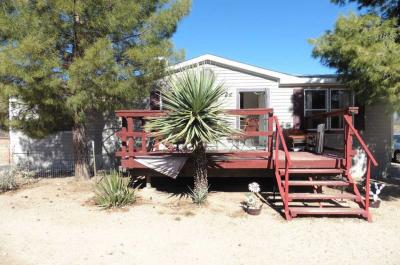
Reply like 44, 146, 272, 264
146, 176, 276, 200
371, 177, 400, 201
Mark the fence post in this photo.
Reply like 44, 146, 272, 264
91, 140, 97, 176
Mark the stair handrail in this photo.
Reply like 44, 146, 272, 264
273, 116, 292, 219
343, 112, 377, 220
273, 116, 292, 166
343, 115, 378, 166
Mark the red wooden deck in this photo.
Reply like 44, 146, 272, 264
115, 107, 378, 221
120, 150, 341, 171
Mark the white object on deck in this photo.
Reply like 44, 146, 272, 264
134, 156, 188, 179
316, 124, 325, 154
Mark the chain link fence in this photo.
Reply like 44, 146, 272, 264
10, 152, 119, 178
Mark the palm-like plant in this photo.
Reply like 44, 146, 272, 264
146, 69, 234, 198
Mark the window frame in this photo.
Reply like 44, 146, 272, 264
304, 88, 328, 130
304, 88, 354, 131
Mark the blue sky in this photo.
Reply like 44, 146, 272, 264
172, 1, 358, 75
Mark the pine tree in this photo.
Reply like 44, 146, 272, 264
332, 0, 400, 20
311, 1, 400, 112
0, 0, 191, 179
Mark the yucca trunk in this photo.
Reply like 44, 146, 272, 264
193, 142, 208, 192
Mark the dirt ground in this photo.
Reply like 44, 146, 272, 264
1, 176, 400, 265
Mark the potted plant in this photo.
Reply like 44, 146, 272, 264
243, 182, 263, 215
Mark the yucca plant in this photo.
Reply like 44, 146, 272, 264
146, 69, 234, 199
188, 185, 209, 205
94, 171, 135, 208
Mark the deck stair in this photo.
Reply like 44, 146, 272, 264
271, 108, 378, 222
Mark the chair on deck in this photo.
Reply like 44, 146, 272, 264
286, 129, 307, 151
229, 117, 260, 151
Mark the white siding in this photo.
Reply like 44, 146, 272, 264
10, 130, 74, 168
9, 118, 119, 171
270, 88, 295, 128
200, 62, 295, 127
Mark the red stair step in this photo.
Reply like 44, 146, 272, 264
288, 193, 359, 201
289, 207, 365, 216
279, 168, 344, 175
282, 180, 350, 187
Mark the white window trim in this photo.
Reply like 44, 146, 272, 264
236, 88, 270, 130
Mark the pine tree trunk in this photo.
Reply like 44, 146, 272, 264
193, 142, 208, 193
72, 123, 90, 180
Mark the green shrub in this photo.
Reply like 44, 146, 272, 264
188, 186, 209, 205
0, 168, 18, 193
94, 171, 135, 208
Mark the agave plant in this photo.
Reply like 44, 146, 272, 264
94, 171, 135, 208
146, 69, 234, 198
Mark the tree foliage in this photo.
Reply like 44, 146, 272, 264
311, 1, 400, 112
0, 0, 190, 137
332, 0, 400, 20
0, 0, 191, 178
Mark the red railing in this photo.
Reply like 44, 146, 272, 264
272, 115, 292, 220
308, 107, 378, 217
343, 112, 378, 214
115, 108, 274, 158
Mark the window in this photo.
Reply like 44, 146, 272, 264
304, 89, 327, 130
330, 89, 352, 129
304, 88, 352, 130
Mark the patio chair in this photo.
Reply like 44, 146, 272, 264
286, 129, 307, 151
229, 117, 260, 151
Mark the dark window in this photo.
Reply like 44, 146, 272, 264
304, 89, 353, 130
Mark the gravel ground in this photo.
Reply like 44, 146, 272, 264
1, 177, 400, 265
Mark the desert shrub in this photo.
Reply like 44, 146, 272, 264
0, 168, 18, 192
188, 186, 209, 205
16, 162, 36, 179
94, 171, 135, 208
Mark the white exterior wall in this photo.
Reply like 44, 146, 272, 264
10, 130, 74, 168
201, 62, 295, 127
270, 87, 295, 128
9, 120, 119, 171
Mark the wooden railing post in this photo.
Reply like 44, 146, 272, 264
344, 112, 353, 173
284, 159, 289, 217
268, 113, 273, 152
365, 159, 371, 212
267, 113, 274, 168
275, 128, 280, 172
141, 118, 147, 153
127, 117, 134, 156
